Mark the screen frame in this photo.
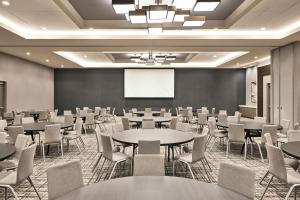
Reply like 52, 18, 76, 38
123, 68, 175, 99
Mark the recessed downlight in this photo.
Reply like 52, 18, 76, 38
45, 59, 50, 63
84, 55, 88, 58
41, 27, 47, 30
26, 52, 31, 56
213, 55, 217, 58
260, 27, 266, 31
254, 56, 258, 59
1, 1, 10, 6
61, 64, 64, 68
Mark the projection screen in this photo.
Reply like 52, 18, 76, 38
124, 69, 174, 98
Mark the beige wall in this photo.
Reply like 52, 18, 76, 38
0, 52, 54, 112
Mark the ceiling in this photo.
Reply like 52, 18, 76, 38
0, 0, 299, 69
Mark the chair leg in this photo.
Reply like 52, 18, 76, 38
201, 159, 211, 182
284, 184, 300, 200
244, 140, 247, 160
226, 140, 230, 157
79, 137, 85, 148
74, 139, 81, 152
204, 157, 212, 171
260, 175, 273, 200
173, 160, 176, 176
259, 171, 269, 185
60, 141, 64, 159
209, 137, 217, 152
256, 142, 264, 162
27, 177, 42, 200
186, 163, 195, 179
92, 154, 102, 172
0, 185, 19, 200
109, 161, 120, 180
41, 143, 45, 162
5, 187, 7, 200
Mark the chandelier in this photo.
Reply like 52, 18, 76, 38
130, 52, 176, 65
112, 0, 221, 32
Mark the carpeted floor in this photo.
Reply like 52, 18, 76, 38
0, 119, 297, 200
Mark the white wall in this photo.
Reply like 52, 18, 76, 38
0, 53, 54, 112
245, 67, 257, 106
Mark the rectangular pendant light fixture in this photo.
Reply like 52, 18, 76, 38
129, 9, 147, 24
148, 24, 163, 34
173, 0, 197, 9
166, 55, 176, 61
149, 5, 168, 20
112, 0, 136, 14
193, 0, 221, 11
173, 9, 190, 22
165, 6, 176, 22
183, 16, 206, 26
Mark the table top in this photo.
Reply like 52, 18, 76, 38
217, 120, 280, 131
55, 176, 250, 200
6, 122, 73, 132
281, 141, 300, 159
133, 111, 161, 115
129, 117, 172, 123
113, 129, 194, 146
73, 113, 96, 118
0, 143, 16, 161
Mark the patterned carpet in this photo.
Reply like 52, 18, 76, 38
0, 119, 297, 200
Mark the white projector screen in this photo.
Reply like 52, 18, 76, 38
124, 69, 174, 98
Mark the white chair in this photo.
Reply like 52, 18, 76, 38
83, 107, 89, 110
219, 110, 227, 115
260, 144, 300, 200
138, 140, 160, 154
217, 114, 227, 123
64, 121, 85, 152
13, 115, 22, 125
218, 162, 255, 200
40, 124, 63, 162
142, 119, 155, 129
227, 116, 238, 123
254, 117, 267, 123
207, 120, 227, 151
0, 144, 41, 200
145, 108, 151, 112
197, 113, 208, 131
100, 134, 131, 179
38, 111, 49, 121
7, 126, 24, 144
121, 117, 130, 130
64, 114, 74, 125
63, 110, 72, 115
83, 113, 96, 134
21, 117, 34, 124
0, 119, 7, 133
176, 122, 192, 132
144, 112, 152, 118
287, 130, 300, 142
211, 108, 216, 114
134, 154, 165, 176
277, 119, 291, 142
47, 160, 84, 200
173, 134, 211, 181
226, 123, 248, 160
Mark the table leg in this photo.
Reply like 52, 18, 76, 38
167, 145, 170, 162
131, 144, 136, 175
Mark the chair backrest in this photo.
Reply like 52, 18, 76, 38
196, 109, 202, 114
124, 113, 133, 118
261, 125, 278, 144
80, 110, 87, 115
95, 131, 103, 153
75, 121, 83, 135
121, 117, 130, 130
207, 120, 216, 136
47, 160, 84, 200
287, 130, 300, 142
16, 144, 37, 184
63, 110, 72, 115
7, 126, 24, 144
265, 144, 287, 182
264, 133, 273, 145
219, 110, 227, 115
132, 108, 138, 113
198, 113, 208, 125
133, 154, 165, 176
281, 119, 291, 133
254, 117, 267, 123
75, 107, 80, 114
39, 111, 49, 121
44, 124, 62, 143
201, 107, 207, 111
227, 116, 238, 123
14, 134, 29, 160
22, 117, 34, 124
218, 162, 255, 199
163, 112, 172, 118
83, 107, 89, 110
169, 118, 178, 130
94, 108, 101, 116
176, 122, 191, 132
181, 109, 189, 117
145, 108, 151, 112
187, 106, 192, 111
161, 108, 166, 112
138, 140, 160, 154
85, 114, 94, 125
160, 110, 166, 117
218, 114, 227, 123
144, 112, 153, 118
49, 111, 56, 122
202, 109, 209, 114
53, 116, 65, 123
228, 123, 245, 142
100, 134, 113, 160
211, 108, 215, 114
0, 119, 7, 132
64, 114, 74, 125
192, 134, 207, 162
100, 108, 107, 116
13, 115, 22, 125
202, 127, 209, 135
142, 119, 155, 129
112, 123, 124, 134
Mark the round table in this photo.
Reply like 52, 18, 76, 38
0, 144, 16, 161
129, 117, 171, 128
54, 176, 250, 200
281, 141, 300, 159
133, 111, 161, 116
6, 122, 73, 142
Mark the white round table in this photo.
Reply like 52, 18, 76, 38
133, 111, 161, 116
129, 117, 172, 128
54, 176, 250, 200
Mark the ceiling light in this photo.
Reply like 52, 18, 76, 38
130, 56, 140, 62
183, 16, 206, 27
166, 6, 176, 22
26, 52, 31, 56
112, 0, 135, 14
84, 55, 88, 58
193, 0, 221, 12
260, 27, 266, 31
148, 24, 163, 34
166, 56, 176, 61
41, 27, 47, 30
173, 10, 190, 22
173, 0, 197, 9
89, 27, 94, 30
149, 5, 168, 20
45, 59, 50, 63
1, 1, 10, 6
146, 6, 175, 23
156, 55, 166, 60
61, 64, 64, 68
129, 9, 147, 24
254, 56, 258, 59
213, 55, 217, 58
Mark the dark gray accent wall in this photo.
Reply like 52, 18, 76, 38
54, 68, 246, 115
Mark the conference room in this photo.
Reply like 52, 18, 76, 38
1, 0, 300, 199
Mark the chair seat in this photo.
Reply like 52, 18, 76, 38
277, 132, 287, 138
285, 158, 300, 171
40, 137, 62, 144
278, 137, 288, 143
287, 168, 300, 184
214, 131, 228, 138
63, 134, 80, 140
178, 154, 192, 163
0, 159, 18, 170
112, 152, 131, 162
0, 171, 17, 185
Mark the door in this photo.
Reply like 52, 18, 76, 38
0, 81, 6, 117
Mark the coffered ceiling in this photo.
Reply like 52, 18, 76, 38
0, 0, 299, 69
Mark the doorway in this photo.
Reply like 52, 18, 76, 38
0, 81, 6, 118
